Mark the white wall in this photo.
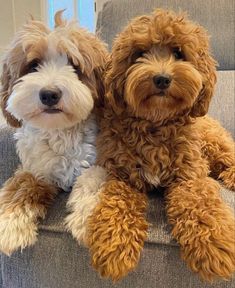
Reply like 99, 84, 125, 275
0, 1, 106, 58
0, 0, 42, 57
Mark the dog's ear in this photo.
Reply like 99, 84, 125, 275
81, 37, 108, 107
93, 44, 108, 103
105, 16, 152, 113
104, 56, 127, 113
84, 63, 107, 109
0, 53, 23, 127
190, 30, 217, 117
93, 66, 106, 108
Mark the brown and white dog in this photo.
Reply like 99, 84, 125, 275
0, 11, 107, 255
66, 9, 235, 282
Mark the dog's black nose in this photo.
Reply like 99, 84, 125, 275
153, 75, 172, 90
39, 88, 62, 106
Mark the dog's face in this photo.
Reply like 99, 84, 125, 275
106, 9, 217, 122
1, 12, 107, 129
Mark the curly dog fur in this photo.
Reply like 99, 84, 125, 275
86, 180, 148, 281
0, 11, 108, 254
85, 9, 235, 281
0, 170, 57, 255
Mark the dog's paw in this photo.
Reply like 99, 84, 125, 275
90, 232, 146, 281
181, 221, 235, 282
0, 210, 38, 256
65, 166, 107, 243
87, 180, 148, 281
219, 166, 235, 191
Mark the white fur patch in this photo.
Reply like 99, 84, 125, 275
143, 171, 161, 186
65, 166, 107, 243
0, 207, 38, 255
14, 114, 97, 191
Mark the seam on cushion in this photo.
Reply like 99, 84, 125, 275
39, 225, 66, 234
38, 224, 179, 247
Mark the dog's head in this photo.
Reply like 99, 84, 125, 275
1, 11, 107, 129
105, 9, 217, 122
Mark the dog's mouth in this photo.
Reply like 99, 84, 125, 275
146, 90, 166, 100
156, 90, 166, 97
43, 108, 63, 114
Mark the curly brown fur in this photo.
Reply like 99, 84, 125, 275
166, 178, 235, 281
196, 116, 235, 190
88, 9, 235, 281
0, 169, 57, 255
86, 180, 148, 281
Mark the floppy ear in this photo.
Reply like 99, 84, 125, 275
0, 57, 22, 127
190, 32, 217, 117
92, 66, 106, 108
81, 37, 108, 108
84, 62, 107, 109
104, 55, 127, 114
105, 15, 152, 113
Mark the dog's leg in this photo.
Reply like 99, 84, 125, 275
86, 180, 148, 281
0, 169, 57, 255
65, 166, 107, 243
198, 116, 235, 190
166, 177, 235, 281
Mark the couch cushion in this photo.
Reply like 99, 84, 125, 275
0, 125, 19, 185
3, 231, 235, 288
209, 71, 235, 137
96, 0, 235, 70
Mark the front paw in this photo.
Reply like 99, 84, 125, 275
65, 166, 107, 243
90, 227, 147, 281
181, 220, 235, 281
219, 166, 235, 191
87, 180, 148, 281
0, 210, 38, 256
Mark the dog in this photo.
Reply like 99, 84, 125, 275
0, 11, 107, 255
66, 9, 235, 282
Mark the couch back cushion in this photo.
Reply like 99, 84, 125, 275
96, 0, 234, 70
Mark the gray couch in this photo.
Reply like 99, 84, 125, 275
0, 0, 234, 287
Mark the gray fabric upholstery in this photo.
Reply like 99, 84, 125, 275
0, 125, 19, 184
96, 0, 235, 70
1, 211, 234, 288
208, 71, 235, 137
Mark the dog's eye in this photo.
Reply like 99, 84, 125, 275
72, 64, 80, 72
69, 59, 82, 76
172, 48, 184, 60
131, 50, 145, 62
27, 60, 39, 73
72, 64, 83, 77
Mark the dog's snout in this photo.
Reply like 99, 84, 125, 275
39, 88, 62, 106
153, 75, 172, 90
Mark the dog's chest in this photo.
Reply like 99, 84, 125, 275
15, 117, 97, 191
134, 133, 174, 186
117, 124, 180, 188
